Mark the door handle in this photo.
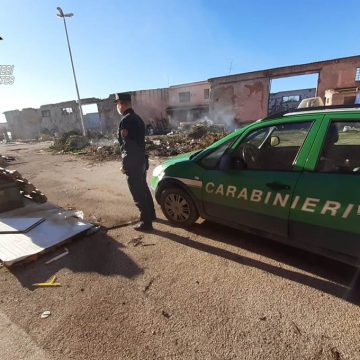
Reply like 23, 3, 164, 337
266, 182, 291, 190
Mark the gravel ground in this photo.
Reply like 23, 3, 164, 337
0, 142, 359, 360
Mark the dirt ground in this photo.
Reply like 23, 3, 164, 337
0, 142, 360, 360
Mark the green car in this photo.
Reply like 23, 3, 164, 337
151, 106, 360, 266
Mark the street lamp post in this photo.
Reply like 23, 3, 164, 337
56, 7, 86, 136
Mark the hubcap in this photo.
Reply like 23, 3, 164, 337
164, 193, 190, 222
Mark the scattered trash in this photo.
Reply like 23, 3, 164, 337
45, 248, 69, 264
51, 132, 89, 152
33, 275, 61, 287
107, 219, 139, 230
161, 310, 171, 319
144, 278, 155, 293
0, 167, 47, 203
49, 122, 227, 161
40, 310, 51, 319
128, 236, 144, 247
291, 321, 302, 335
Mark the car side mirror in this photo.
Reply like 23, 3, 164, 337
271, 136, 280, 147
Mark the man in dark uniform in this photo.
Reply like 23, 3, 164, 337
115, 92, 156, 231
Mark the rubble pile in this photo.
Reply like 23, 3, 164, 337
51, 131, 90, 152
50, 123, 227, 160
146, 132, 225, 157
0, 167, 47, 203
79, 143, 121, 161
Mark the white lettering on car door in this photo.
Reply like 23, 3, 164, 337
320, 201, 341, 216
226, 185, 237, 198
250, 189, 263, 202
301, 197, 320, 213
273, 193, 290, 208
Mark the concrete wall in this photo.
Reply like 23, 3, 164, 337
40, 101, 82, 135
210, 78, 269, 128
268, 88, 316, 114
98, 88, 169, 135
325, 87, 360, 106
167, 81, 210, 127
0, 124, 8, 141
317, 58, 360, 98
4, 108, 42, 139
132, 88, 168, 131
168, 81, 209, 107
209, 55, 360, 125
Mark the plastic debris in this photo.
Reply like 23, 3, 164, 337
40, 310, 51, 319
33, 275, 61, 287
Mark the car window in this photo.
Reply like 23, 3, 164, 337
199, 137, 236, 169
231, 121, 313, 171
317, 120, 360, 173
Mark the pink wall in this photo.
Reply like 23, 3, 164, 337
168, 81, 209, 107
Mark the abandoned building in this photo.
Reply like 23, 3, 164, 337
3, 55, 360, 139
4, 108, 42, 139
97, 88, 169, 135
167, 81, 210, 128
210, 55, 360, 126
268, 88, 316, 115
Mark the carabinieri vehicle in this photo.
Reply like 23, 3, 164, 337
151, 105, 360, 266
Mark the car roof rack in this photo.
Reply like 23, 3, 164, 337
262, 103, 360, 121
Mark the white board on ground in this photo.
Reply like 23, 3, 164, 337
0, 218, 44, 234
0, 216, 92, 266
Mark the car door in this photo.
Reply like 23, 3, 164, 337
200, 116, 321, 241
289, 114, 360, 264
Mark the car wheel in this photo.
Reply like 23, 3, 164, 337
160, 187, 199, 227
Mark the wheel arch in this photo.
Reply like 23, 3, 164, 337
155, 178, 191, 202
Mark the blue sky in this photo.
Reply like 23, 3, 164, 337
1, 0, 360, 122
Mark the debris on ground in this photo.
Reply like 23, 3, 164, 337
145, 131, 225, 157
40, 310, 51, 319
49, 122, 227, 160
33, 275, 61, 287
161, 310, 171, 319
128, 236, 144, 247
0, 167, 47, 203
51, 131, 90, 152
0, 201, 94, 266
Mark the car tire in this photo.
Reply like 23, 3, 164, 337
160, 187, 199, 227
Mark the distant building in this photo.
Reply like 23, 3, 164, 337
268, 88, 316, 115
3, 55, 360, 139
209, 55, 360, 126
167, 81, 210, 127
3, 108, 41, 139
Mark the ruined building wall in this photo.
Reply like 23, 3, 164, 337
132, 88, 169, 130
98, 88, 169, 134
40, 101, 82, 135
210, 78, 269, 128
4, 108, 42, 139
210, 55, 360, 126
317, 57, 360, 98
